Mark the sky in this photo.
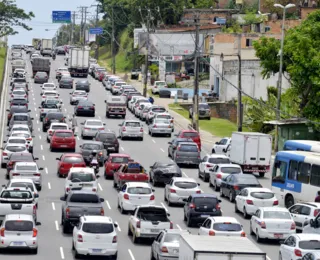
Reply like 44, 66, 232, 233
8, 0, 99, 45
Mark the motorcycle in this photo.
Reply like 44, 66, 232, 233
89, 151, 99, 174
52, 54, 56, 60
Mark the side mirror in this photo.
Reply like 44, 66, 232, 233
150, 166, 153, 169
34, 194, 39, 198
80, 123, 84, 125
56, 158, 60, 160
152, 189, 155, 192
114, 222, 118, 228
167, 213, 170, 216
310, 219, 315, 227
104, 100, 106, 103
60, 101, 63, 104
60, 196, 66, 201
96, 175, 100, 178
197, 183, 200, 186
218, 200, 222, 203
36, 222, 41, 226
39, 167, 44, 170
222, 149, 226, 153
279, 241, 284, 245
215, 142, 219, 144
103, 123, 106, 125
118, 124, 122, 127
79, 145, 82, 148
6, 109, 9, 112
28, 110, 31, 112
31, 118, 34, 120
168, 142, 172, 144
182, 198, 188, 202
3, 141, 6, 143
34, 157, 39, 160
38, 107, 41, 109
100, 198, 105, 202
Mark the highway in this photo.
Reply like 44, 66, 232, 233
0, 52, 278, 260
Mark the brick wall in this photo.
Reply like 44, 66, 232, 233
301, 7, 320, 19
265, 20, 301, 34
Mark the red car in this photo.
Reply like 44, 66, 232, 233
56, 153, 86, 177
104, 153, 131, 179
50, 130, 76, 152
113, 162, 149, 188
176, 130, 201, 151
99, 71, 107, 81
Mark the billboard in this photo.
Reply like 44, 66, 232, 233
85, 30, 96, 43
52, 11, 71, 23
138, 33, 204, 56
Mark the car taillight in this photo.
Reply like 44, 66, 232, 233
49, 130, 53, 135
66, 187, 70, 192
140, 128, 143, 132
77, 234, 83, 242
215, 204, 221, 210
11, 95, 13, 97
84, 128, 90, 130
45, 118, 48, 122
66, 207, 70, 218
124, 194, 129, 200
12, 173, 20, 176
246, 200, 253, 205
42, 95, 45, 98
122, 127, 126, 132
35, 76, 39, 79
170, 119, 173, 123
8, 161, 13, 167
33, 173, 41, 176
150, 112, 154, 115
314, 209, 320, 217
189, 203, 195, 209
216, 173, 222, 179
294, 249, 302, 257
90, 106, 94, 110
150, 195, 155, 200
241, 232, 246, 237
205, 164, 212, 168
196, 190, 201, 194
170, 221, 173, 229
100, 207, 104, 215
98, 128, 104, 130
0, 228, 5, 237
273, 200, 279, 206
234, 185, 240, 190
2, 152, 7, 156
136, 221, 140, 228
112, 235, 117, 243
78, 106, 83, 109
33, 204, 36, 215
32, 228, 37, 237
161, 246, 168, 253
26, 137, 32, 141
153, 124, 157, 128
170, 189, 176, 193
92, 188, 97, 192
72, 94, 75, 97
291, 222, 296, 230
209, 230, 215, 236
24, 95, 27, 98
260, 221, 266, 229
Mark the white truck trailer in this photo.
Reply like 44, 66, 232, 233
68, 48, 89, 77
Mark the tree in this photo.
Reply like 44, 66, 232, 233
0, 0, 34, 37
253, 10, 320, 123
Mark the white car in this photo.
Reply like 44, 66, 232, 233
117, 182, 155, 214
81, 119, 105, 138
134, 102, 150, 117
43, 97, 63, 109
1, 143, 28, 168
40, 83, 56, 95
118, 120, 143, 140
72, 216, 118, 258
111, 81, 126, 94
55, 67, 69, 79
235, 188, 279, 218
288, 202, 320, 232
6, 179, 39, 207
13, 68, 26, 76
10, 130, 34, 151
164, 177, 201, 206
46, 123, 69, 142
212, 137, 231, 154
128, 96, 144, 111
199, 154, 230, 182
145, 105, 166, 124
4, 136, 31, 153
10, 89, 27, 101
151, 81, 167, 94
0, 214, 41, 254
140, 104, 152, 121
209, 163, 242, 191
279, 234, 320, 260
9, 124, 30, 134
154, 113, 174, 131
65, 168, 98, 196
69, 90, 88, 105
41, 90, 59, 103
198, 217, 246, 237
250, 207, 296, 242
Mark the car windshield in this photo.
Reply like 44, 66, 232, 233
250, 192, 275, 199
13, 115, 28, 121
221, 167, 241, 174
174, 181, 197, 189
1, 190, 32, 199
6, 146, 25, 152
156, 82, 166, 86
157, 115, 171, 120
194, 197, 217, 206
152, 107, 166, 113
179, 145, 198, 152
299, 240, 320, 250
46, 100, 59, 104
82, 144, 101, 150
213, 223, 242, 232
8, 139, 25, 144
5, 221, 33, 231
199, 104, 210, 109
183, 132, 199, 137
13, 91, 25, 95
125, 122, 140, 127
127, 187, 151, 194
82, 223, 113, 234
164, 234, 180, 242
52, 125, 67, 130
208, 158, 230, 164
48, 113, 64, 119
11, 183, 34, 191
43, 104, 57, 109
55, 132, 72, 138
86, 121, 102, 126
74, 92, 86, 96
70, 172, 94, 182
44, 84, 55, 87
263, 211, 291, 219
69, 194, 99, 203
111, 157, 129, 163
63, 157, 83, 163
97, 133, 116, 142
16, 165, 37, 171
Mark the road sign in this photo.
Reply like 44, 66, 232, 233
52, 11, 71, 23
89, 28, 103, 35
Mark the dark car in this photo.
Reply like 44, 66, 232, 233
149, 162, 182, 186
74, 100, 95, 117
10, 98, 28, 108
79, 141, 106, 166
183, 194, 222, 227
75, 80, 90, 92
167, 138, 194, 158
220, 174, 262, 202
93, 131, 119, 154
6, 152, 39, 178
159, 89, 171, 98
59, 76, 73, 89
56, 47, 66, 55
42, 112, 66, 132
6, 105, 30, 126
34, 72, 48, 84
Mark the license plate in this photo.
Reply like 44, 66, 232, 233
13, 241, 23, 246
160, 130, 165, 132
150, 229, 159, 232
92, 249, 102, 253
60, 145, 68, 147
173, 249, 179, 254
201, 215, 209, 218
274, 233, 283, 238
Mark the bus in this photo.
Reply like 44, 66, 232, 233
283, 140, 320, 153
272, 151, 320, 208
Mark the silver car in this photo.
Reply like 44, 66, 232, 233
189, 103, 211, 120
10, 89, 27, 101
10, 162, 43, 190
173, 142, 200, 166
81, 119, 105, 139
118, 120, 143, 140
8, 113, 33, 132
148, 118, 172, 137
3, 136, 31, 153
9, 124, 30, 134
151, 229, 190, 260
154, 113, 174, 131
146, 105, 167, 124
40, 83, 56, 95
69, 90, 88, 105
164, 177, 201, 205
133, 100, 150, 116
140, 104, 152, 121
1, 143, 29, 168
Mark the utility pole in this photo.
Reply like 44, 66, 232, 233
143, 8, 150, 97
237, 33, 242, 132
71, 11, 76, 45
78, 6, 89, 47
111, 6, 116, 74
92, 4, 101, 59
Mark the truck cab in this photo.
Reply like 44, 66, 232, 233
104, 96, 126, 118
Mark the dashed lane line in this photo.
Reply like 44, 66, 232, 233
152, 139, 156, 143
45, 167, 48, 174
48, 182, 51, 189
128, 249, 135, 260
182, 171, 188, 177
39, 135, 42, 140
176, 224, 182, 230
55, 220, 59, 231
98, 183, 103, 191
52, 202, 55, 210
105, 201, 111, 210
160, 148, 165, 153
40, 145, 43, 150
120, 147, 124, 151
36, 120, 39, 125
77, 136, 79, 140
38, 128, 40, 132
160, 202, 168, 212
42, 155, 45, 161
60, 247, 65, 259
117, 224, 121, 232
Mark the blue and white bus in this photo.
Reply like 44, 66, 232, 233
283, 140, 320, 153
272, 151, 320, 208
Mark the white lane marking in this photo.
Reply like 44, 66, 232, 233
55, 220, 59, 231
45, 167, 48, 174
160, 202, 168, 212
144, 131, 147, 134
42, 155, 45, 160
52, 202, 55, 210
33, 97, 35, 100
34, 108, 36, 111
36, 114, 38, 117
64, 108, 67, 112
98, 183, 103, 191
107, 129, 110, 132
160, 148, 165, 153
39, 135, 42, 140
76, 136, 79, 140
176, 224, 182, 230
60, 247, 65, 259
48, 182, 51, 189
182, 171, 188, 177
38, 127, 40, 132
33, 102, 36, 105
120, 147, 124, 151
152, 139, 156, 143
117, 224, 121, 232
36, 120, 39, 124
98, 116, 101, 119
105, 201, 111, 210
40, 145, 43, 150
128, 249, 135, 260
267, 257, 271, 260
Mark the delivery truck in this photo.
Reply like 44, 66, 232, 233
179, 234, 267, 260
31, 57, 50, 77
223, 132, 272, 177
68, 48, 89, 77
40, 39, 53, 57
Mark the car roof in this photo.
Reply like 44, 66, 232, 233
63, 153, 82, 157
11, 130, 30, 134
124, 120, 140, 123
8, 136, 26, 140
15, 161, 37, 166
69, 190, 98, 195
245, 187, 272, 192
172, 177, 196, 182
260, 207, 289, 212
191, 193, 218, 198
208, 154, 229, 158
82, 141, 103, 145
109, 153, 130, 157
85, 119, 102, 123
295, 202, 320, 208
178, 142, 198, 146
5, 143, 26, 147
5, 214, 34, 221
80, 216, 113, 223
68, 167, 94, 174
209, 216, 240, 223
12, 112, 29, 116
180, 130, 198, 133
162, 229, 189, 235
126, 182, 151, 188
295, 233, 320, 240
54, 130, 73, 133
217, 164, 240, 168
50, 123, 68, 126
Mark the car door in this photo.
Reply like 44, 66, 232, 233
199, 156, 208, 173
152, 232, 164, 257
165, 179, 173, 199
184, 196, 192, 217
199, 219, 211, 235
118, 122, 124, 136
224, 175, 234, 197
118, 184, 127, 204
209, 165, 219, 184
281, 236, 296, 260
251, 209, 260, 232
289, 205, 303, 228
236, 188, 248, 212
215, 139, 225, 153
150, 162, 158, 180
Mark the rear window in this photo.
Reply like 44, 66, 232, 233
69, 194, 99, 203
43, 104, 57, 109
250, 192, 274, 199
179, 145, 198, 152
213, 223, 242, 232
46, 93, 57, 96
10, 154, 32, 160
152, 107, 166, 113
194, 197, 218, 205
63, 157, 83, 163
127, 187, 151, 194
13, 115, 28, 121
183, 132, 199, 138
220, 167, 241, 174
52, 125, 67, 130
70, 172, 94, 182
174, 181, 197, 189
1, 190, 32, 199
8, 139, 25, 144
155, 119, 169, 124
6, 146, 26, 152
5, 221, 33, 231
87, 121, 102, 126
157, 115, 171, 119
111, 157, 129, 163
55, 132, 73, 138
125, 122, 140, 127
82, 223, 113, 234
13, 91, 25, 95
82, 144, 101, 150
11, 183, 34, 191
98, 133, 116, 142
48, 113, 64, 119
208, 158, 230, 164
16, 165, 37, 171
263, 211, 291, 219
236, 176, 259, 185
299, 240, 320, 250
164, 234, 180, 242
12, 133, 29, 138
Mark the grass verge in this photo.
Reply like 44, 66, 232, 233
168, 103, 249, 137
0, 47, 6, 85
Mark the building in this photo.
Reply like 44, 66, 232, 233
210, 33, 290, 101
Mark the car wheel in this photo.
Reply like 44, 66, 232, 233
235, 201, 240, 213
127, 224, 132, 236
113, 180, 117, 188
46, 137, 50, 143
120, 203, 126, 214
72, 240, 75, 250
187, 217, 193, 227
250, 223, 254, 235
220, 188, 224, 197
37, 186, 42, 191
42, 126, 46, 132
167, 149, 171, 158
256, 229, 261, 243
285, 195, 294, 208
74, 249, 81, 259
62, 222, 69, 234
212, 149, 215, 153
150, 131, 154, 137
278, 252, 282, 260
243, 207, 248, 219
198, 169, 201, 178
152, 177, 157, 187
132, 231, 138, 244
213, 181, 218, 191
164, 191, 167, 201
150, 249, 156, 260
31, 248, 38, 254
204, 173, 209, 182
1, 163, 5, 169
229, 191, 234, 202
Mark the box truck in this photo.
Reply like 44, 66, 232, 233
68, 48, 89, 77
40, 39, 53, 57
31, 57, 50, 77
179, 234, 267, 260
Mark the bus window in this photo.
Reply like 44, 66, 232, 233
289, 161, 298, 181
272, 161, 287, 183
298, 162, 311, 184
310, 165, 320, 187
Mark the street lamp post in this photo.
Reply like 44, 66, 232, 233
273, 3, 295, 152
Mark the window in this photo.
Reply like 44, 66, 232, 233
82, 223, 114, 234
164, 234, 180, 242
272, 161, 287, 183
298, 162, 311, 184
5, 221, 33, 231
250, 192, 274, 199
111, 157, 129, 163
311, 164, 320, 187
213, 223, 242, 231
70, 172, 94, 182
289, 160, 299, 181
220, 139, 227, 145
63, 157, 83, 163
246, 39, 253, 47
300, 206, 311, 216
284, 236, 296, 247
174, 181, 197, 189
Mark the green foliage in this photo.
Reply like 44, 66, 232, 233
243, 11, 264, 25
149, 64, 159, 80
0, 0, 34, 37
199, 72, 209, 81
263, 0, 292, 15
222, 19, 242, 33
226, 0, 236, 9
267, 86, 277, 100
192, 0, 214, 8
240, 1, 258, 13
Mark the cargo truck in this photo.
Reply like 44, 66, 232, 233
32, 38, 41, 50
31, 57, 50, 77
223, 132, 272, 177
40, 39, 53, 57
179, 234, 267, 260
68, 48, 89, 77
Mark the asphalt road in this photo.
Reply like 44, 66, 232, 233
0, 52, 278, 260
